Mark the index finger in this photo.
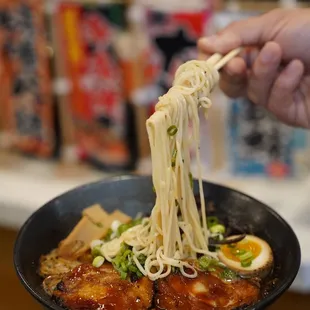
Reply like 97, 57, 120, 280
197, 15, 268, 55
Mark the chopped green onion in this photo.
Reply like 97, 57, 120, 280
239, 251, 253, 261
117, 224, 130, 237
189, 172, 193, 189
113, 256, 121, 268
91, 245, 102, 258
128, 265, 138, 273
120, 270, 128, 279
152, 185, 156, 193
121, 262, 128, 272
92, 256, 105, 268
220, 268, 237, 281
199, 256, 212, 269
210, 224, 226, 234
103, 228, 113, 242
241, 259, 253, 268
116, 219, 143, 238
112, 243, 146, 280
171, 148, 177, 167
120, 243, 130, 252
167, 125, 178, 136
207, 216, 219, 228
198, 255, 219, 271
137, 254, 146, 265
123, 249, 132, 258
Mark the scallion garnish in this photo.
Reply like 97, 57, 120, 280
116, 218, 143, 238
210, 224, 226, 234
220, 268, 237, 281
91, 245, 102, 258
120, 270, 127, 280
171, 148, 177, 167
92, 256, 105, 268
198, 255, 219, 271
239, 251, 253, 261
167, 125, 178, 136
111, 243, 145, 280
241, 259, 253, 267
103, 228, 113, 242
207, 216, 219, 228
189, 172, 193, 189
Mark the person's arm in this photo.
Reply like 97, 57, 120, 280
198, 8, 310, 129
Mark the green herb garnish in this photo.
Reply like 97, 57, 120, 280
167, 125, 178, 136
210, 224, 226, 234
239, 251, 253, 261
220, 268, 238, 281
91, 245, 102, 258
171, 148, 177, 167
112, 243, 145, 280
92, 256, 105, 268
104, 218, 143, 242
207, 216, 219, 228
198, 255, 219, 271
103, 228, 113, 242
116, 218, 143, 238
189, 172, 193, 189
241, 259, 253, 267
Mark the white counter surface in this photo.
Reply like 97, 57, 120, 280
1, 155, 310, 293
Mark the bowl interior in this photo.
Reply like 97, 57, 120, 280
14, 175, 301, 310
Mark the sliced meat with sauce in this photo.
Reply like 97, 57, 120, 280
52, 263, 154, 310
155, 271, 260, 310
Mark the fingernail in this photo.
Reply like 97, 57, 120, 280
200, 35, 218, 47
284, 60, 303, 79
260, 47, 277, 64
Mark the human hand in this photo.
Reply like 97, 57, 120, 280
198, 9, 310, 128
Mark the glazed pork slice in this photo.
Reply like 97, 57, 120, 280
52, 263, 154, 310
155, 271, 260, 310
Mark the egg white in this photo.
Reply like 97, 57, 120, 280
218, 235, 274, 278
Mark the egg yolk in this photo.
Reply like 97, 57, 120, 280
221, 239, 262, 262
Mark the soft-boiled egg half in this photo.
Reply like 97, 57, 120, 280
218, 235, 273, 278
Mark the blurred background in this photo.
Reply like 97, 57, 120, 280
1, 0, 310, 309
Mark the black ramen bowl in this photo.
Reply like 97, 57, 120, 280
14, 175, 301, 310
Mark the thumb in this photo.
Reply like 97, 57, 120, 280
198, 15, 270, 54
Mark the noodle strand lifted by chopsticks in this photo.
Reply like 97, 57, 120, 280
101, 60, 219, 281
